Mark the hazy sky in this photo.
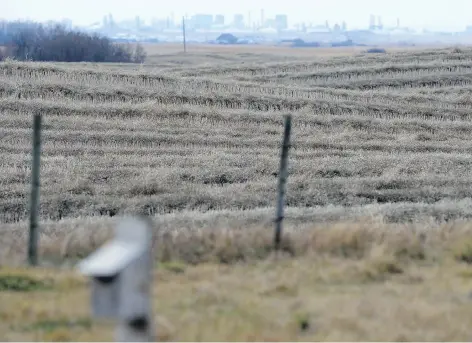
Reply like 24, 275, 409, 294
2, 0, 470, 31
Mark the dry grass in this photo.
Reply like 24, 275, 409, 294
3, 44, 472, 340
4, 47, 472, 223
3, 219, 472, 340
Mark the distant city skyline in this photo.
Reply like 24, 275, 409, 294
3, 0, 472, 31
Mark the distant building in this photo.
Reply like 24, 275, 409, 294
275, 14, 288, 30
233, 14, 244, 29
265, 18, 276, 28
369, 14, 383, 31
214, 15, 225, 26
191, 14, 213, 30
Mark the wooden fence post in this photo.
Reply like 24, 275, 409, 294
79, 217, 155, 342
28, 113, 41, 266
274, 114, 292, 251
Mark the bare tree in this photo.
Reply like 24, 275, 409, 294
133, 43, 147, 63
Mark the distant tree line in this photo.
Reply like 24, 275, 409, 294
0, 20, 146, 63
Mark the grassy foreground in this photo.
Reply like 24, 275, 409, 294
3, 219, 472, 341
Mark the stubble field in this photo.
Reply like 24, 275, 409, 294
3, 45, 472, 341
5, 47, 472, 226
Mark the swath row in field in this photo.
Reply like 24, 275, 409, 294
174, 48, 472, 77
2, 82, 472, 122
5, 69, 472, 110
0, 75, 451, 110
4, 58, 472, 91
4, 105, 472, 135
3, 174, 472, 223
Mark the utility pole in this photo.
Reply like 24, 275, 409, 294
182, 16, 187, 53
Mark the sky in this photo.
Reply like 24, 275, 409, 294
1, 0, 471, 31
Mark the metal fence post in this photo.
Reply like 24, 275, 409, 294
28, 113, 41, 266
274, 114, 292, 251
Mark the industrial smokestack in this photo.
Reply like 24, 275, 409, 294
397, 18, 400, 28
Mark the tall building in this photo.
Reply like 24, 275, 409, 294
233, 14, 244, 29
214, 14, 225, 26
275, 14, 288, 30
